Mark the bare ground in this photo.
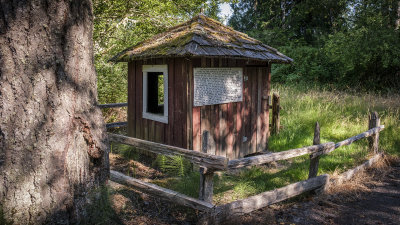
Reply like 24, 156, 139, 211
106, 154, 400, 225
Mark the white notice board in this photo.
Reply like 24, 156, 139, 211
193, 67, 243, 107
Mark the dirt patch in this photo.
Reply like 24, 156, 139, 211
110, 153, 166, 181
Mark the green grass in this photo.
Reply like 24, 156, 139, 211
269, 84, 400, 156
113, 85, 400, 204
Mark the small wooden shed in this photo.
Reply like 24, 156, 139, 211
110, 15, 292, 159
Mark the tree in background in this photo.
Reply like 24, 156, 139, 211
93, 0, 227, 107
0, 0, 108, 224
229, 0, 400, 92
230, 0, 350, 44
93, 0, 232, 123
323, 0, 400, 89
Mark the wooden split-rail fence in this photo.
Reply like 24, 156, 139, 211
107, 110, 384, 224
98, 102, 128, 128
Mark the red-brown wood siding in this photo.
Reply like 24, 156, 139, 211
127, 57, 270, 159
127, 62, 136, 137
135, 60, 142, 140
127, 58, 187, 149
190, 58, 270, 159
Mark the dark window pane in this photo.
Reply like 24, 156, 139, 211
147, 72, 164, 115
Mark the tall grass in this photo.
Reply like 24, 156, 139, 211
270, 84, 400, 156
156, 85, 400, 204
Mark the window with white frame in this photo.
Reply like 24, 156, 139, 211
142, 65, 168, 123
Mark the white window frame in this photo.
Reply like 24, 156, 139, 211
142, 65, 168, 124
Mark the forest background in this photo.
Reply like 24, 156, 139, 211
94, 0, 400, 106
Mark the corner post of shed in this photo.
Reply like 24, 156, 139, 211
368, 111, 380, 153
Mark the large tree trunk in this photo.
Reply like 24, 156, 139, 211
0, 0, 109, 224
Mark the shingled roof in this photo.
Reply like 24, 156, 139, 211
110, 14, 292, 63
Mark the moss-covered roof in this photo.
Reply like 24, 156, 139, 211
110, 14, 293, 63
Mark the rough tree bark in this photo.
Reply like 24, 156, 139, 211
0, 0, 109, 224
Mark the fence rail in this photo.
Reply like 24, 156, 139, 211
208, 174, 329, 224
106, 121, 128, 129
98, 102, 128, 109
98, 102, 128, 128
228, 142, 335, 169
108, 111, 385, 224
334, 125, 384, 150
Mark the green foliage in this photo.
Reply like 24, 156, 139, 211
153, 155, 192, 177
322, 27, 400, 90
230, 0, 350, 42
93, 0, 231, 105
230, 0, 400, 92
269, 25, 400, 91
270, 45, 331, 84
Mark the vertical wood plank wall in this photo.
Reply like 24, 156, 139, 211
127, 57, 271, 159
192, 58, 271, 159
127, 58, 188, 149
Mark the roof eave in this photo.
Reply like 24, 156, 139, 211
112, 54, 293, 64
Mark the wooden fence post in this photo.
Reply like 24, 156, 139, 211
308, 122, 320, 179
272, 93, 280, 134
368, 111, 380, 153
199, 167, 214, 204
